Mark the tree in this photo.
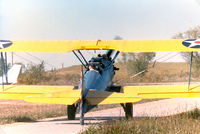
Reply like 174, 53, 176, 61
127, 52, 155, 75
173, 25, 200, 74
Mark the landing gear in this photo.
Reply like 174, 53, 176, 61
121, 103, 133, 119
80, 101, 84, 125
67, 104, 77, 120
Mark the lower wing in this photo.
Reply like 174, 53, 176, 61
1, 84, 200, 105
0, 85, 80, 105
85, 84, 200, 105
2, 84, 198, 105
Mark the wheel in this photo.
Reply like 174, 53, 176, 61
67, 104, 77, 120
121, 103, 133, 119
80, 115, 84, 125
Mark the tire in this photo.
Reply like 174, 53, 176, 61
121, 103, 133, 119
125, 103, 133, 119
67, 104, 77, 120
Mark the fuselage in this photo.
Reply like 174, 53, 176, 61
77, 50, 119, 113
78, 54, 115, 96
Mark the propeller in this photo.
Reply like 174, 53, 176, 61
106, 50, 114, 58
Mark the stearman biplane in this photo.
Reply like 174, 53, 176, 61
0, 39, 200, 125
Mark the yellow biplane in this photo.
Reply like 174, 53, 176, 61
0, 39, 200, 125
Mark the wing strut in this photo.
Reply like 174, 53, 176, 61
72, 51, 87, 68
77, 50, 88, 66
0, 52, 4, 90
4, 52, 8, 84
112, 51, 120, 62
188, 52, 193, 90
80, 65, 85, 125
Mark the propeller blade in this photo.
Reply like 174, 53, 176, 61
106, 50, 114, 58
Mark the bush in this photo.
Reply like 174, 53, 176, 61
126, 53, 155, 76
18, 62, 46, 85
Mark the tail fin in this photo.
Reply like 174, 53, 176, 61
0, 64, 22, 84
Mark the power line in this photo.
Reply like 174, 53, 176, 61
13, 53, 38, 64
130, 52, 180, 79
153, 52, 171, 61
25, 52, 43, 62
24, 52, 56, 68
159, 53, 180, 62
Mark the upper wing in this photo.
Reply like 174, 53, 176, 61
0, 39, 198, 53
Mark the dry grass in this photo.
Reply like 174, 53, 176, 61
82, 109, 200, 134
114, 62, 200, 84
0, 100, 66, 124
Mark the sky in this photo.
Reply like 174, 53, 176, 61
1, 0, 200, 69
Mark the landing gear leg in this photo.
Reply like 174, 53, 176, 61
80, 100, 84, 125
121, 103, 133, 119
80, 112, 84, 125
80, 65, 85, 125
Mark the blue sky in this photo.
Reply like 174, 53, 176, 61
1, 0, 200, 69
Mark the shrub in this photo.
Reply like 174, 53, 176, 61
18, 62, 46, 85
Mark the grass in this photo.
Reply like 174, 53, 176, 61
0, 100, 67, 124
81, 108, 200, 134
